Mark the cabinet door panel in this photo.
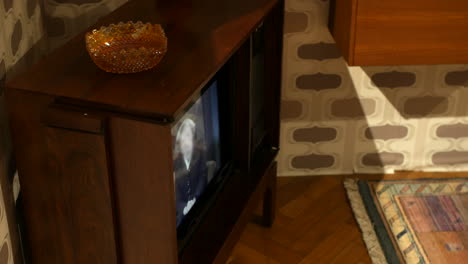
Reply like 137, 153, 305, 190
356, 0, 468, 65
7, 90, 118, 264
332, 0, 468, 65
43, 126, 118, 264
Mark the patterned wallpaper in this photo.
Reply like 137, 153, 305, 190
278, 0, 468, 176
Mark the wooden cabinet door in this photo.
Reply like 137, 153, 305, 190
42, 125, 118, 264
7, 91, 119, 264
331, 0, 468, 65
40, 107, 118, 264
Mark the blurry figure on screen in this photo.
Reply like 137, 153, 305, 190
174, 118, 207, 225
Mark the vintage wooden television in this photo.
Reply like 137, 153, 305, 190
5, 0, 284, 263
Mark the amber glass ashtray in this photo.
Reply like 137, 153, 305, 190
85, 21, 167, 74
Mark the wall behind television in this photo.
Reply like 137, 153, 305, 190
0, 0, 127, 263
278, 0, 468, 176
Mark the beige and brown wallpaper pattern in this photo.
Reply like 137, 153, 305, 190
0, 0, 127, 263
278, 0, 468, 176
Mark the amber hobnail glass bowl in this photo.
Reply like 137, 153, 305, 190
85, 21, 167, 74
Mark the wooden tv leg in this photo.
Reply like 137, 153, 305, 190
261, 168, 276, 227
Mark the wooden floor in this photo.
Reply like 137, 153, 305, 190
228, 172, 468, 264
228, 175, 371, 264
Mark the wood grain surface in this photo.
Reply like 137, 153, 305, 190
331, 0, 468, 65
7, 0, 279, 120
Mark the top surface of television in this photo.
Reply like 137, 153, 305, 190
6, 0, 279, 120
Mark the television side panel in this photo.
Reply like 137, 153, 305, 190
264, 1, 284, 148
246, 0, 284, 160
263, 0, 284, 149
109, 118, 178, 264
230, 38, 253, 171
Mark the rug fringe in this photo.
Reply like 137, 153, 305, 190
344, 179, 388, 264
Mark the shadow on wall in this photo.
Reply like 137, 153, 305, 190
362, 67, 468, 119
280, 0, 468, 176
360, 66, 468, 168
279, 0, 387, 176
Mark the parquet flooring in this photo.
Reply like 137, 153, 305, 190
228, 171, 468, 264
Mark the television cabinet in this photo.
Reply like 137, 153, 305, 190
5, 0, 284, 263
